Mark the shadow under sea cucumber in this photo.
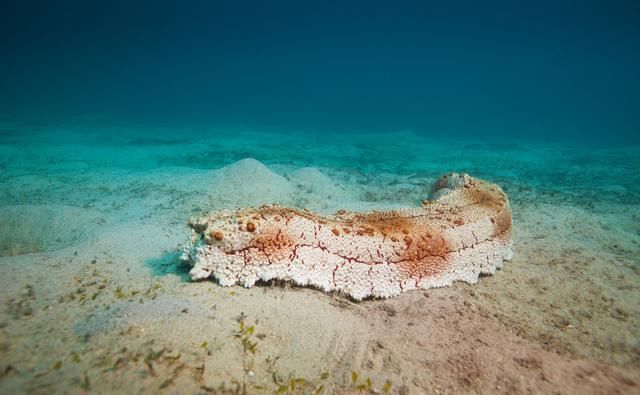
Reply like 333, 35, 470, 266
182, 173, 513, 300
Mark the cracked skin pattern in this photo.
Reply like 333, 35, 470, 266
182, 173, 513, 300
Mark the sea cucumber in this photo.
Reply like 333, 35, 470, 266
182, 173, 513, 300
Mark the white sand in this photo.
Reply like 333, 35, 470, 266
0, 127, 638, 394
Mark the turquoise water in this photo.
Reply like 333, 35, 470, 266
1, 126, 638, 231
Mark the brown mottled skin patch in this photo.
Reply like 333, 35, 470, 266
251, 227, 293, 250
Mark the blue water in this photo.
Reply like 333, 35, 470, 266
1, 1, 639, 144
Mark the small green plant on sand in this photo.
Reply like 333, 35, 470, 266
235, 317, 259, 355
349, 371, 393, 393
114, 287, 125, 299
262, 356, 327, 394
234, 313, 267, 379
351, 371, 372, 392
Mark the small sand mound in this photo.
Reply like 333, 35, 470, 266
287, 167, 354, 211
210, 158, 294, 206
0, 205, 103, 256
289, 167, 345, 197
204, 160, 357, 212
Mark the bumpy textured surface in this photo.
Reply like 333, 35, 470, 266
182, 173, 513, 300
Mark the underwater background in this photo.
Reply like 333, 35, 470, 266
1, 1, 639, 394
1, 0, 639, 143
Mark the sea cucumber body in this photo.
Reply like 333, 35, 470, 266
183, 173, 512, 300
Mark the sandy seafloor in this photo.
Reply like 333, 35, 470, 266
0, 125, 638, 395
